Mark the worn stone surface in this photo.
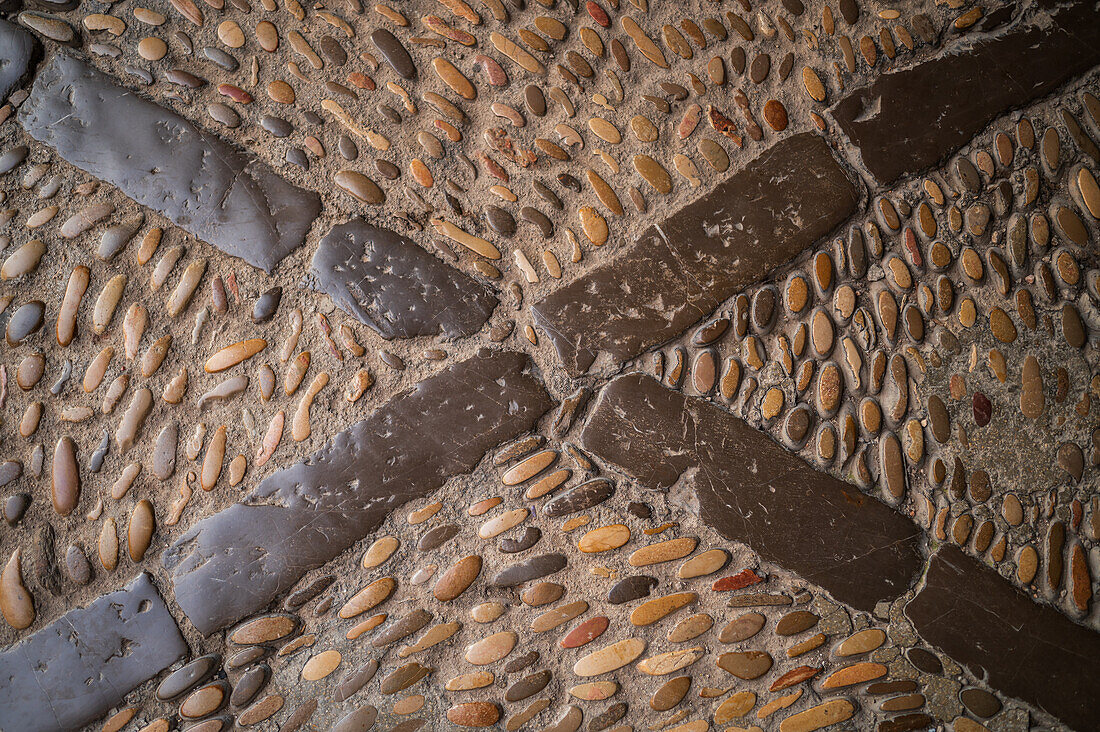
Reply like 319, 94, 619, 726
532, 133, 858, 375
580, 373, 923, 611
0, 19, 39, 101
832, 0, 1100, 185
0, 573, 186, 732
907, 545, 1100, 732
18, 53, 321, 272
163, 350, 550, 633
308, 218, 497, 339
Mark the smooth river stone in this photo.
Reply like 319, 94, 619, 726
531, 133, 857, 375
309, 218, 497, 339
831, 0, 1100, 186
573, 638, 646, 676
164, 350, 551, 634
0, 573, 187, 732
580, 373, 923, 612
18, 53, 321, 272
0, 19, 40, 101
371, 28, 416, 80
906, 544, 1100, 732
491, 553, 568, 587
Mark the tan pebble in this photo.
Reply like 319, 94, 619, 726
447, 671, 494, 691
99, 516, 119, 571
218, 19, 245, 47
779, 699, 854, 732
835, 628, 885, 656
820, 661, 886, 688
447, 702, 500, 727
478, 508, 528, 538
667, 613, 713, 642
630, 537, 697, 566
362, 536, 400, 568
92, 274, 126, 335
165, 259, 206, 317
232, 614, 297, 644
578, 524, 630, 553
1, 238, 45, 279
268, 79, 295, 103
57, 265, 90, 347
339, 577, 396, 618
0, 549, 34, 629
802, 66, 826, 101
127, 499, 155, 561
434, 555, 482, 601
637, 647, 703, 675
302, 649, 342, 680
407, 501, 442, 524
206, 338, 267, 373
501, 449, 556, 484
115, 387, 153, 452
568, 680, 618, 700
579, 206, 609, 245
715, 691, 757, 722
200, 425, 226, 491
465, 630, 517, 665
630, 592, 697, 626
573, 638, 646, 676
471, 602, 506, 623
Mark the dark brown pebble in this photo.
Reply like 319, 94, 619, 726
371, 28, 416, 80
64, 543, 91, 584
960, 688, 1002, 718
166, 68, 205, 88
500, 526, 541, 553
335, 660, 380, 702
418, 524, 459, 551
491, 553, 568, 586
373, 609, 432, 647
331, 705, 378, 732
521, 206, 553, 237
543, 478, 613, 516
505, 669, 551, 702
486, 205, 516, 236
231, 664, 268, 707
252, 286, 282, 323
280, 698, 318, 732
3, 493, 29, 525
525, 85, 546, 116
608, 575, 657, 604
380, 662, 431, 694
285, 574, 335, 609
504, 650, 540, 674
906, 647, 943, 674
588, 702, 626, 731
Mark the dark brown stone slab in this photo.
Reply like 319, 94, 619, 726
531, 133, 857, 375
0, 573, 187, 732
309, 218, 497, 339
163, 350, 551, 634
579, 373, 922, 612
907, 545, 1100, 732
18, 53, 321, 272
831, 0, 1100, 186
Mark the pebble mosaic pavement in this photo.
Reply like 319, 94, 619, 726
0, 0, 1097, 730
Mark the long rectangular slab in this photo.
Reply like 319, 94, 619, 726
163, 350, 551, 634
0, 573, 187, 732
907, 545, 1100, 732
831, 0, 1100, 186
579, 373, 923, 612
309, 218, 497, 339
531, 133, 858, 376
18, 53, 321, 272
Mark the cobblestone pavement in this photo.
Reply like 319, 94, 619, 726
0, 0, 1097, 730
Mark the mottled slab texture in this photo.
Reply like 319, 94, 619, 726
164, 350, 551, 634
0, 573, 187, 732
831, 0, 1100, 186
531, 133, 858, 375
580, 373, 922, 612
908, 545, 1100, 732
309, 218, 497, 339
0, 19, 39, 101
18, 53, 320, 272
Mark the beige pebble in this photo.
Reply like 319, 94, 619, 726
302, 649, 342, 680
465, 630, 517, 665
0, 549, 34, 629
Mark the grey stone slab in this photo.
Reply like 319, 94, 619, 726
531, 133, 858, 376
831, 0, 1100, 186
18, 52, 320, 272
163, 350, 551, 634
309, 218, 497, 340
0, 19, 39, 101
0, 573, 188, 732
580, 373, 923, 612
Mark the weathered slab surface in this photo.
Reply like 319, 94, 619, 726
309, 218, 497, 339
0, 19, 39, 101
531, 133, 858, 376
163, 350, 551, 634
580, 373, 922, 612
18, 53, 321, 272
831, 0, 1100, 186
0, 573, 187, 732
908, 545, 1100, 732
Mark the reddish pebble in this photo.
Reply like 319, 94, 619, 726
586, 0, 610, 27
560, 616, 609, 649
218, 83, 252, 104
348, 72, 376, 90
712, 569, 763, 592
973, 392, 992, 427
474, 55, 508, 86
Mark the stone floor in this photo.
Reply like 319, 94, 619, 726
0, 0, 1097, 730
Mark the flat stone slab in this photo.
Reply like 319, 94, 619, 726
579, 373, 922, 612
18, 53, 321, 272
0, 573, 187, 732
309, 218, 497, 339
0, 18, 39, 101
531, 133, 858, 376
831, 0, 1100, 186
907, 545, 1100, 732
163, 350, 551, 634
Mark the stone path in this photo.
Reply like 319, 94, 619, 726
0, 0, 1096, 730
